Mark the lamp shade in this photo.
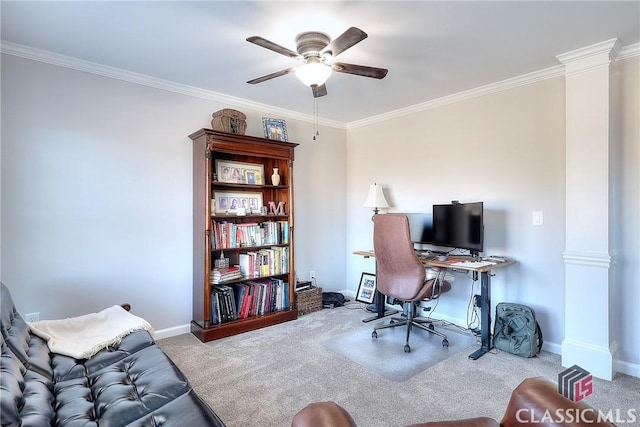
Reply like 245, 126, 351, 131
295, 61, 332, 87
363, 183, 390, 209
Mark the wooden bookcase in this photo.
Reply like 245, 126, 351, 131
189, 129, 299, 342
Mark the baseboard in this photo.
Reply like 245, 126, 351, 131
414, 306, 640, 378
615, 359, 640, 378
342, 289, 357, 300
152, 294, 640, 379
154, 324, 191, 340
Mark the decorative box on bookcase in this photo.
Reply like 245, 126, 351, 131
188, 129, 299, 342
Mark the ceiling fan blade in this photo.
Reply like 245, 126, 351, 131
247, 68, 296, 84
246, 36, 300, 59
311, 84, 328, 98
321, 27, 368, 57
332, 62, 388, 79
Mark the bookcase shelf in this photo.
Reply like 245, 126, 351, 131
189, 129, 299, 342
211, 182, 289, 190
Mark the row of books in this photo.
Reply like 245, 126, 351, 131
210, 278, 290, 325
238, 247, 289, 278
211, 220, 289, 249
210, 266, 243, 284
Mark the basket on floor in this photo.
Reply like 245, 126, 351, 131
296, 286, 323, 316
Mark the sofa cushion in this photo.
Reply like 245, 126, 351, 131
53, 343, 204, 426
125, 390, 227, 427
1, 334, 55, 427
51, 330, 155, 382
0, 283, 53, 380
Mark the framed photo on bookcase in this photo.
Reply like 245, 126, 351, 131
356, 272, 376, 304
214, 191, 263, 214
215, 160, 264, 185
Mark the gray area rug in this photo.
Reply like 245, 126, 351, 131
323, 320, 477, 382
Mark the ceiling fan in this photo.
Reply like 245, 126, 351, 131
246, 27, 388, 98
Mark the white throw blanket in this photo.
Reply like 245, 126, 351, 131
28, 305, 154, 359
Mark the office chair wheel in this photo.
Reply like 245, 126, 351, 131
442, 338, 449, 347
404, 344, 411, 353
372, 331, 378, 339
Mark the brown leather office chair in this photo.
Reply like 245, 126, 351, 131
371, 213, 451, 352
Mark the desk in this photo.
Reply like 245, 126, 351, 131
353, 250, 514, 360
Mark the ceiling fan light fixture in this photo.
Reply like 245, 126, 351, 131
295, 61, 332, 87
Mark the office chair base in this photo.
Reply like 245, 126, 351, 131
371, 314, 449, 351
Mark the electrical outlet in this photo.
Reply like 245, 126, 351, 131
25, 312, 39, 322
310, 270, 316, 280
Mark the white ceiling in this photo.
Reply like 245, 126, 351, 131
1, 1, 639, 124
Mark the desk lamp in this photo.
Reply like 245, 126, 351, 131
362, 182, 394, 316
363, 183, 390, 220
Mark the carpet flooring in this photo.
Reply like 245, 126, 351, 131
158, 303, 640, 427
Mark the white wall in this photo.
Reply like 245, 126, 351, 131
0, 54, 347, 332
346, 58, 639, 375
611, 56, 640, 372
2, 50, 637, 375
347, 78, 566, 346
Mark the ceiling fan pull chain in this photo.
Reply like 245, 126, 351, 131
313, 98, 320, 140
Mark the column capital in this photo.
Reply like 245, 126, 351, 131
556, 38, 621, 75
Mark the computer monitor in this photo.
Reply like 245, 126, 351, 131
404, 212, 433, 245
432, 202, 484, 256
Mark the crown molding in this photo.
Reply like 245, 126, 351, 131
349, 40, 638, 129
2, 40, 638, 131
555, 38, 629, 76
347, 64, 566, 129
618, 42, 640, 61
0, 41, 346, 130
556, 38, 621, 65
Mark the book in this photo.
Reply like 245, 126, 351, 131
210, 291, 220, 325
230, 283, 247, 319
211, 266, 242, 284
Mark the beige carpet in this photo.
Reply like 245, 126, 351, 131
158, 303, 640, 427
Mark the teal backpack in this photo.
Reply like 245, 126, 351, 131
493, 303, 543, 358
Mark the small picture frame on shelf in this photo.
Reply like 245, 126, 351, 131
214, 191, 263, 215
215, 160, 264, 185
356, 272, 376, 304
245, 171, 256, 184
262, 118, 288, 142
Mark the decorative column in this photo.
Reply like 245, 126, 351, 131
557, 39, 620, 380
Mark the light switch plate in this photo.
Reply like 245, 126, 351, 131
533, 211, 543, 226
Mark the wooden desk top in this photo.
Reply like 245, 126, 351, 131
353, 250, 514, 273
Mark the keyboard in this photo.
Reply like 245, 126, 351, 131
451, 260, 496, 268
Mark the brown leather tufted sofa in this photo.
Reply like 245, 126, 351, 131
292, 377, 615, 427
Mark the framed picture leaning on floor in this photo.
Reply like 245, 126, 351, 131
356, 272, 376, 304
